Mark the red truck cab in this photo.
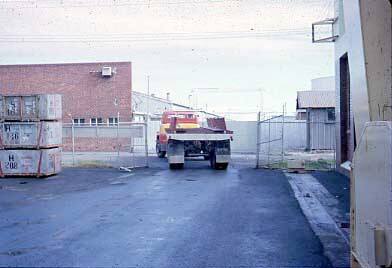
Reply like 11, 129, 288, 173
156, 111, 200, 158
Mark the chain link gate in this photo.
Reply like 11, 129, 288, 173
255, 107, 336, 170
256, 111, 285, 169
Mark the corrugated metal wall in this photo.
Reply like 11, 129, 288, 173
309, 109, 336, 150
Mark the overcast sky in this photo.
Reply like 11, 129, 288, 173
0, 0, 334, 118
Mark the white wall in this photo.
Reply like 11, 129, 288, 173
132, 92, 172, 116
311, 76, 335, 91
147, 119, 161, 152
226, 121, 258, 153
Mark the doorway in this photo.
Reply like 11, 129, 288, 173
339, 53, 352, 163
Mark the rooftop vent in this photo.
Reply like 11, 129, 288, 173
101, 66, 112, 77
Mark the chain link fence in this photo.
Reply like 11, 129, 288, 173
256, 110, 336, 170
62, 122, 148, 169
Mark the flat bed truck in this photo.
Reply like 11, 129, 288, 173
156, 111, 233, 169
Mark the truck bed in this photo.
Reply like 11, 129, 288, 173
166, 127, 233, 141
166, 127, 233, 134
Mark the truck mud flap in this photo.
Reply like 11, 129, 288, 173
215, 140, 231, 163
215, 154, 230, 163
167, 140, 184, 164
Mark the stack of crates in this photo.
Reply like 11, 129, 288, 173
0, 94, 62, 177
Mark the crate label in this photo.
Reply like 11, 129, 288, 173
5, 154, 18, 170
4, 125, 20, 144
5, 97, 19, 116
23, 97, 36, 116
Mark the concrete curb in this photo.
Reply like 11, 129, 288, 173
286, 173, 350, 268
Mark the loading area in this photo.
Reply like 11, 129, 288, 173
0, 157, 348, 267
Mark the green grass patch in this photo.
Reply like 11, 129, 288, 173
305, 159, 335, 170
68, 160, 114, 168
259, 159, 334, 171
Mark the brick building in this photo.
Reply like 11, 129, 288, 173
0, 61, 132, 124
0, 61, 132, 152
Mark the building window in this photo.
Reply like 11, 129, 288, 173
133, 114, 145, 122
296, 112, 306, 120
73, 118, 85, 125
108, 117, 119, 126
90, 117, 103, 126
327, 108, 336, 122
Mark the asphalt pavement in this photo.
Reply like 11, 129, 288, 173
0, 157, 332, 267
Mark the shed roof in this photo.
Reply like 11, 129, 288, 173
297, 90, 335, 109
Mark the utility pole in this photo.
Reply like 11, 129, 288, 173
146, 75, 150, 157
188, 94, 192, 108
259, 88, 265, 116
147, 75, 150, 120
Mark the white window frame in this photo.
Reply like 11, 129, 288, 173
73, 118, 85, 126
107, 117, 119, 126
90, 117, 103, 126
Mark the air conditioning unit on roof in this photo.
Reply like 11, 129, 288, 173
102, 66, 112, 77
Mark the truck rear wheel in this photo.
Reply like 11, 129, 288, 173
169, 163, 184, 169
156, 143, 166, 158
216, 162, 228, 170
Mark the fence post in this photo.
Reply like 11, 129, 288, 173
117, 112, 120, 167
71, 121, 75, 167
333, 122, 337, 170
306, 108, 311, 151
267, 115, 271, 168
256, 112, 261, 168
281, 104, 285, 165
144, 120, 149, 167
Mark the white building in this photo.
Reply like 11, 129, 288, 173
311, 76, 335, 91
296, 90, 336, 150
131, 91, 192, 122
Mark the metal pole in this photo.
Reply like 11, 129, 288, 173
306, 108, 311, 151
333, 122, 336, 170
256, 111, 261, 168
323, 119, 326, 150
146, 75, 150, 168
147, 75, 150, 119
188, 94, 192, 108
117, 112, 120, 167
144, 121, 149, 167
267, 115, 271, 168
71, 120, 75, 167
281, 104, 285, 165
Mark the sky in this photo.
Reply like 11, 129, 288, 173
0, 0, 335, 119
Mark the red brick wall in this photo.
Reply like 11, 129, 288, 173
0, 62, 132, 123
63, 137, 131, 152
